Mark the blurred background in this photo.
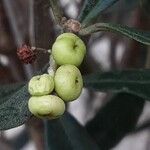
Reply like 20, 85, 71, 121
0, 0, 150, 149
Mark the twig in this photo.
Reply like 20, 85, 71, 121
49, 0, 63, 25
31, 47, 51, 54
2, 0, 24, 46
79, 23, 109, 36
29, 0, 35, 46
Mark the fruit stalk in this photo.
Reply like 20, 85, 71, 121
47, 55, 57, 77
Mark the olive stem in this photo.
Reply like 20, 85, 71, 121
79, 23, 109, 36
31, 47, 51, 54
49, 0, 63, 26
47, 55, 57, 77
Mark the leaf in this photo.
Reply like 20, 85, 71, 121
78, 0, 99, 22
104, 0, 140, 14
84, 69, 150, 100
0, 83, 24, 99
0, 63, 49, 130
86, 93, 144, 149
0, 85, 31, 130
79, 0, 120, 26
45, 112, 100, 150
79, 23, 150, 45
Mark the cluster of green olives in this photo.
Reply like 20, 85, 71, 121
28, 33, 86, 119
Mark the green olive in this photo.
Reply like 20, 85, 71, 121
52, 33, 86, 67
54, 65, 83, 102
28, 74, 54, 96
28, 95, 65, 119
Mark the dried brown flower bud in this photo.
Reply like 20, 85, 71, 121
62, 19, 81, 33
17, 44, 37, 64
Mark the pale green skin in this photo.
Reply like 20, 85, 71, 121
52, 33, 86, 67
28, 74, 54, 96
54, 65, 83, 102
28, 95, 65, 119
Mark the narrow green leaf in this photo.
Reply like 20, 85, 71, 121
79, 0, 120, 26
45, 112, 100, 150
79, 23, 150, 45
84, 69, 150, 100
78, 0, 99, 22
79, 0, 141, 23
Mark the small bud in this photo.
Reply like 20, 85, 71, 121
28, 95, 65, 119
28, 74, 54, 96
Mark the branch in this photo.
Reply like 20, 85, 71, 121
29, 0, 35, 46
79, 23, 111, 36
2, 0, 24, 46
49, 0, 63, 25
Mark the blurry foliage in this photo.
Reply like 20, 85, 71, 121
86, 93, 144, 150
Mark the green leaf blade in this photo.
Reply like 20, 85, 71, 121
84, 69, 150, 100
79, 23, 150, 45
79, 0, 120, 26
78, 0, 99, 22
0, 85, 31, 130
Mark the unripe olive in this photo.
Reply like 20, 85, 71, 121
28, 95, 65, 119
54, 65, 83, 102
28, 74, 54, 96
52, 33, 86, 67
